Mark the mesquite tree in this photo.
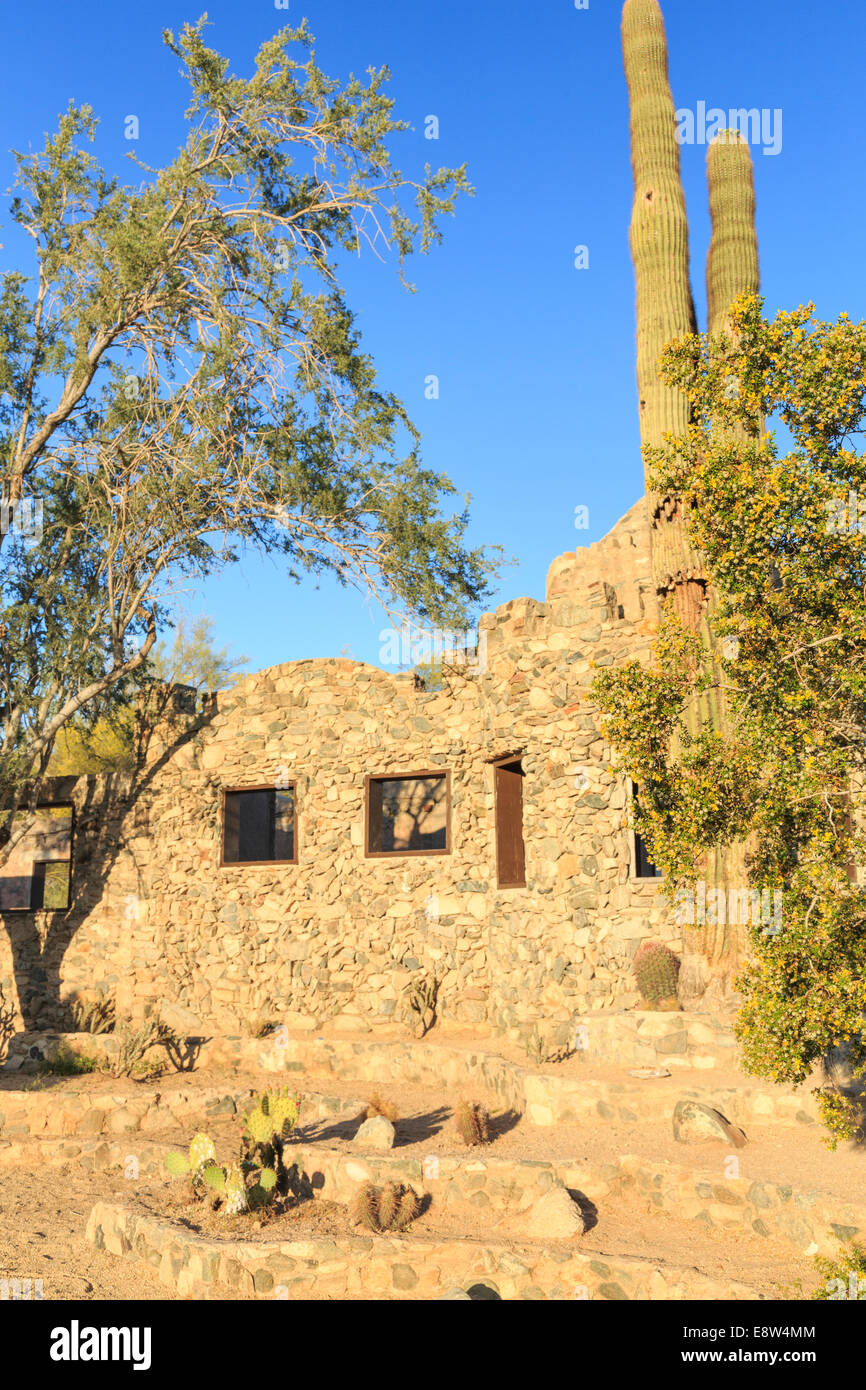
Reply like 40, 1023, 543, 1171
0, 19, 497, 861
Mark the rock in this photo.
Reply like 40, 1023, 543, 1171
523, 1187, 587, 1240
439, 1287, 472, 1300
352, 1116, 396, 1151
627, 1067, 671, 1079
672, 1100, 747, 1148
159, 1002, 205, 1037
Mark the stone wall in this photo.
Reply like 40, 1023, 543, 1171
0, 501, 686, 1041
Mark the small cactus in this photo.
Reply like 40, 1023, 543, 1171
454, 1100, 491, 1147
349, 1181, 421, 1233
633, 940, 681, 1006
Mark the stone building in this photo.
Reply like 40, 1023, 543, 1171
0, 499, 686, 1043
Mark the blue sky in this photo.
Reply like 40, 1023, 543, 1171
2, 0, 863, 678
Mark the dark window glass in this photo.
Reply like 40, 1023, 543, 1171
0, 806, 72, 911
223, 788, 295, 863
632, 783, 662, 878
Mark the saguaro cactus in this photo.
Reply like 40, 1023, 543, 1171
706, 130, 760, 340
621, 1, 761, 992
621, 0, 705, 628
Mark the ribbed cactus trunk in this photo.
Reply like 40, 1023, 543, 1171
706, 130, 760, 340
622, 0, 760, 1000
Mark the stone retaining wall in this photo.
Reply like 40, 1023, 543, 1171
85, 1200, 760, 1300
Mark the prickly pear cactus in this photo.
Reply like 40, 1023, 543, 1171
223, 1163, 248, 1216
633, 941, 681, 1005
267, 1089, 300, 1134
189, 1132, 217, 1172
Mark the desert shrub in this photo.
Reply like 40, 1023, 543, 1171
107, 1019, 176, 1078
365, 1091, 399, 1124
812, 1243, 866, 1300
70, 994, 115, 1034
41, 1041, 99, 1076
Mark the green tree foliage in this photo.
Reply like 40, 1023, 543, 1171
593, 294, 866, 1143
0, 17, 498, 859
49, 613, 247, 774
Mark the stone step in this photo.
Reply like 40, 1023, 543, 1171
85, 1199, 765, 1301
0, 1086, 362, 1141
523, 1072, 820, 1129
6, 1128, 859, 1261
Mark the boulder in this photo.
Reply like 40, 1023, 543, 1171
159, 1002, 205, 1037
523, 1187, 587, 1240
672, 1099, 747, 1148
352, 1115, 396, 1151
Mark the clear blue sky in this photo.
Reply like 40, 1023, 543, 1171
2, 0, 863, 676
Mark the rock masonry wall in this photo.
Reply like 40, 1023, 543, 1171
0, 500, 684, 1042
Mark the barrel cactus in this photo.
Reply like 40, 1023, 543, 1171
349, 1181, 421, 1233
455, 1100, 491, 1147
634, 941, 681, 1006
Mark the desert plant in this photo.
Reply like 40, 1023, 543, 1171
811, 1243, 866, 1300
165, 1132, 220, 1196
454, 1100, 490, 1147
70, 995, 115, 1034
349, 1181, 420, 1234
240, 1088, 301, 1200
365, 1091, 399, 1125
405, 974, 439, 1038
633, 941, 681, 1006
0, 982, 15, 1062
40, 1041, 99, 1076
165, 1131, 277, 1215
107, 1019, 176, 1078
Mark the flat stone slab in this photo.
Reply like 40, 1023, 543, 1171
672, 1099, 747, 1148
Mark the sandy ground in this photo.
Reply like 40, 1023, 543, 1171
0, 1038, 847, 1301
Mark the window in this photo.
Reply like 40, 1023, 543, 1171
222, 787, 297, 865
0, 805, 73, 911
493, 757, 526, 888
366, 772, 450, 857
631, 782, 662, 879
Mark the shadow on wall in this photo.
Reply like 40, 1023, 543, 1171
0, 690, 218, 1033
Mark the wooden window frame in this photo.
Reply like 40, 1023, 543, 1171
491, 754, 527, 889
0, 802, 75, 913
219, 784, 299, 867
364, 770, 452, 859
